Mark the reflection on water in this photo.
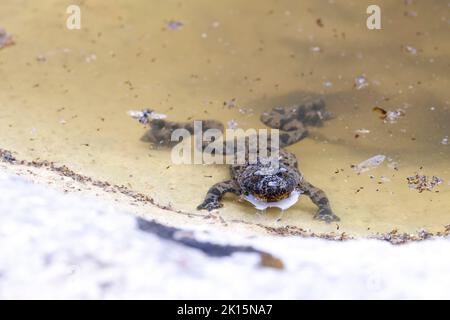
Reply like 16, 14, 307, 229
0, 0, 448, 236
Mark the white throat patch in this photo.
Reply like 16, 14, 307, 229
244, 190, 301, 210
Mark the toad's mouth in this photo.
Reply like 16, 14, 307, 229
244, 190, 301, 211
253, 191, 291, 203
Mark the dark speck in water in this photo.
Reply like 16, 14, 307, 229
167, 20, 183, 30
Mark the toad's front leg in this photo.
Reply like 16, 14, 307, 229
299, 180, 340, 223
197, 180, 241, 211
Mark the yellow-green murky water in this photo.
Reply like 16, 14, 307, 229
0, 0, 449, 236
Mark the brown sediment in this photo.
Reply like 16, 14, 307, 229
252, 223, 450, 245
406, 174, 443, 193
0, 148, 202, 218
1, 147, 448, 245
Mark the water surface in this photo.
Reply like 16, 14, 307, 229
0, 0, 449, 236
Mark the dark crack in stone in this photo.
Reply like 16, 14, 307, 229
137, 218, 284, 269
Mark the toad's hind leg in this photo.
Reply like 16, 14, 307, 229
261, 107, 308, 148
299, 180, 340, 223
261, 99, 332, 147
197, 180, 241, 211
277, 126, 308, 148
143, 118, 224, 146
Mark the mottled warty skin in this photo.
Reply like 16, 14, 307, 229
232, 150, 302, 202
140, 118, 224, 146
137, 99, 339, 223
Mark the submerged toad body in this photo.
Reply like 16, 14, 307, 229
132, 99, 340, 223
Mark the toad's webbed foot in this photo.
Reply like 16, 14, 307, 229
197, 199, 223, 211
197, 180, 241, 211
299, 180, 340, 223
314, 207, 340, 223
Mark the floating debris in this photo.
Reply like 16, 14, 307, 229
354, 128, 370, 139
354, 75, 369, 90
223, 98, 237, 109
379, 176, 391, 183
36, 54, 47, 62
167, 20, 183, 30
355, 128, 370, 134
372, 106, 405, 123
373, 106, 387, 119
323, 80, 333, 88
407, 174, 443, 193
352, 155, 386, 174
128, 109, 167, 125
387, 158, 400, 171
227, 119, 238, 129
310, 46, 322, 53
85, 53, 97, 63
404, 10, 418, 17
238, 107, 254, 115
441, 136, 449, 145
385, 109, 406, 123
0, 28, 14, 49
316, 18, 324, 28
404, 45, 418, 55
0, 150, 16, 163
